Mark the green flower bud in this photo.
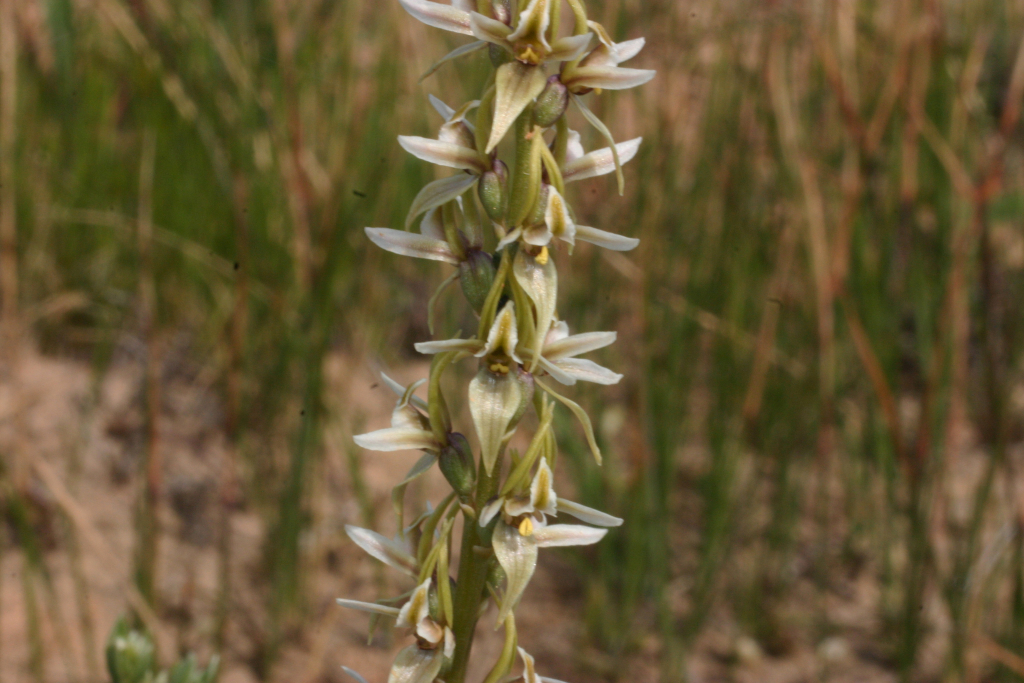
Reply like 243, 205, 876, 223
478, 160, 508, 224
533, 76, 569, 128
510, 367, 535, 428
459, 249, 497, 313
489, 43, 512, 68
491, 0, 511, 24
439, 433, 476, 498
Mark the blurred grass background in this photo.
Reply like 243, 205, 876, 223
3, 0, 1024, 681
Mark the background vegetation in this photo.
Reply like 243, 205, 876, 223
2, 0, 1024, 681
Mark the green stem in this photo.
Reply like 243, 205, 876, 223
446, 459, 501, 683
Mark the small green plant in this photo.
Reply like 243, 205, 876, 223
106, 619, 219, 683
335, 1, 652, 681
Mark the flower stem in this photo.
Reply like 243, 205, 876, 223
447, 459, 501, 683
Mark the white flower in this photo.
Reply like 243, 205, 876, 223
482, 459, 621, 623
337, 578, 454, 683
353, 379, 444, 453
530, 320, 623, 386
561, 21, 655, 93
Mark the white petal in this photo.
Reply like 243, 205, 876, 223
543, 330, 616, 360
419, 207, 446, 240
335, 598, 402, 618
544, 320, 570, 345
365, 227, 458, 264
562, 137, 641, 183
612, 37, 645, 63
487, 61, 548, 153
399, 135, 487, 173
387, 645, 444, 683
507, 0, 551, 51
518, 647, 540, 683
496, 226, 523, 251
549, 358, 622, 385
557, 498, 623, 527
547, 33, 592, 62
537, 356, 577, 385
414, 338, 482, 355
398, 0, 473, 35
353, 426, 439, 452
396, 578, 432, 629
492, 520, 538, 625
529, 459, 557, 516
477, 301, 521, 362
470, 11, 513, 49
345, 525, 418, 576
574, 224, 639, 251
390, 402, 429, 431
405, 173, 480, 229
479, 497, 504, 527
532, 524, 607, 547
522, 222, 553, 247
451, 0, 475, 12
469, 368, 525, 475
381, 372, 429, 412
565, 65, 656, 91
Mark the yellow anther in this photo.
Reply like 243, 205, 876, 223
594, 88, 604, 96
535, 246, 549, 265
489, 362, 510, 375
518, 517, 535, 536
516, 46, 542, 65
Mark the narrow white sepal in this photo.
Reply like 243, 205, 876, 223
544, 330, 617, 360
398, 135, 488, 173
557, 498, 623, 527
548, 358, 622, 385
353, 426, 439, 452
405, 173, 480, 229
342, 667, 370, 683
537, 356, 577, 385
574, 224, 640, 251
345, 525, 418, 576
381, 372, 429, 412
532, 524, 608, 547
566, 66, 656, 91
414, 338, 482, 355
547, 33, 593, 62
398, 0, 473, 35
335, 598, 402, 617
365, 228, 458, 264
470, 11, 513, 49
562, 138, 642, 183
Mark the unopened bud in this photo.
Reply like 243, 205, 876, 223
439, 433, 476, 498
534, 76, 569, 128
459, 249, 497, 313
489, 43, 511, 68
478, 160, 508, 224
106, 621, 155, 683
492, 0, 511, 25
510, 367, 535, 428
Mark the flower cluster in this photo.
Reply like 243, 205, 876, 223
339, 1, 651, 681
